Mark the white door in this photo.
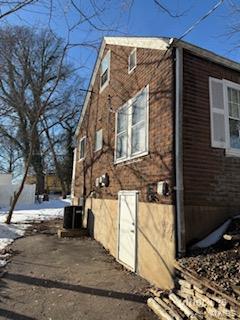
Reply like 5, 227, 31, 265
118, 191, 138, 271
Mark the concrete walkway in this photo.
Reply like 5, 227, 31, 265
0, 221, 157, 320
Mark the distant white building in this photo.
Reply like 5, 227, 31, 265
0, 173, 12, 185
0, 174, 36, 208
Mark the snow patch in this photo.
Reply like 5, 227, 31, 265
0, 198, 70, 267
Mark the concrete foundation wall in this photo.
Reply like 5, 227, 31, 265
83, 197, 176, 289
84, 198, 118, 256
137, 202, 175, 289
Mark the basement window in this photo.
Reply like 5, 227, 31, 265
115, 86, 149, 163
79, 136, 86, 160
95, 129, 103, 152
100, 50, 110, 92
209, 77, 240, 156
128, 48, 137, 73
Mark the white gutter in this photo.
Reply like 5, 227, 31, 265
175, 46, 186, 256
71, 147, 77, 200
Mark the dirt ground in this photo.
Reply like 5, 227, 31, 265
179, 217, 240, 299
0, 220, 157, 320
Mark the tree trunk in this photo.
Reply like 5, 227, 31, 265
31, 126, 45, 194
31, 154, 45, 194
5, 143, 33, 224
43, 120, 67, 197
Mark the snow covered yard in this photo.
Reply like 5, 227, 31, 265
0, 198, 70, 267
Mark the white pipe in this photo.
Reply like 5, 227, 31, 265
71, 148, 77, 201
175, 46, 186, 256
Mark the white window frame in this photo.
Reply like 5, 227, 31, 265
209, 77, 226, 149
128, 48, 137, 74
224, 79, 240, 156
114, 85, 149, 164
95, 129, 103, 152
78, 136, 86, 160
115, 103, 128, 163
100, 50, 111, 93
210, 77, 240, 157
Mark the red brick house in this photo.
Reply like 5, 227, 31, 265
71, 37, 240, 289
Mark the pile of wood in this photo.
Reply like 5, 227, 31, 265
179, 217, 240, 298
147, 219, 240, 319
147, 267, 240, 320
147, 291, 200, 320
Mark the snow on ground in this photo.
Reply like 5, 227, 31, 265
0, 198, 70, 267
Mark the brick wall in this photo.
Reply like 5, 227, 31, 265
183, 49, 240, 243
183, 49, 240, 207
74, 44, 175, 204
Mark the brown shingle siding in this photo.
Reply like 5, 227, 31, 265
183, 49, 240, 208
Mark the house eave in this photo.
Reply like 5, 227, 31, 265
75, 38, 107, 138
175, 39, 240, 73
104, 36, 170, 50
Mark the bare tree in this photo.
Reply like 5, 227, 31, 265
0, 26, 70, 224
0, 135, 22, 174
38, 80, 83, 196
0, 0, 37, 20
0, 0, 129, 224
0, 26, 71, 194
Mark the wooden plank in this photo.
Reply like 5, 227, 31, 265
155, 297, 183, 320
223, 234, 240, 241
232, 285, 240, 296
175, 263, 240, 308
147, 298, 174, 320
57, 228, 88, 238
168, 293, 193, 318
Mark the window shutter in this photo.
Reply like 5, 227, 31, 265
209, 77, 226, 148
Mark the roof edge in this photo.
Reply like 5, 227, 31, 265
175, 39, 240, 73
104, 36, 170, 50
75, 38, 106, 137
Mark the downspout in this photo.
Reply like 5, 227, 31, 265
175, 46, 186, 257
71, 147, 77, 203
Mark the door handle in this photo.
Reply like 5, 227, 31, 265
130, 230, 135, 233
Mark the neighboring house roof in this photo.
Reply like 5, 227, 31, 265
75, 36, 240, 137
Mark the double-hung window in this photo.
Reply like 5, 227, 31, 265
228, 87, 240, 149
115, 86, 149, 163
79, 137, 86, 160
209, 77, 240, 155
100, 51, 110, 91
